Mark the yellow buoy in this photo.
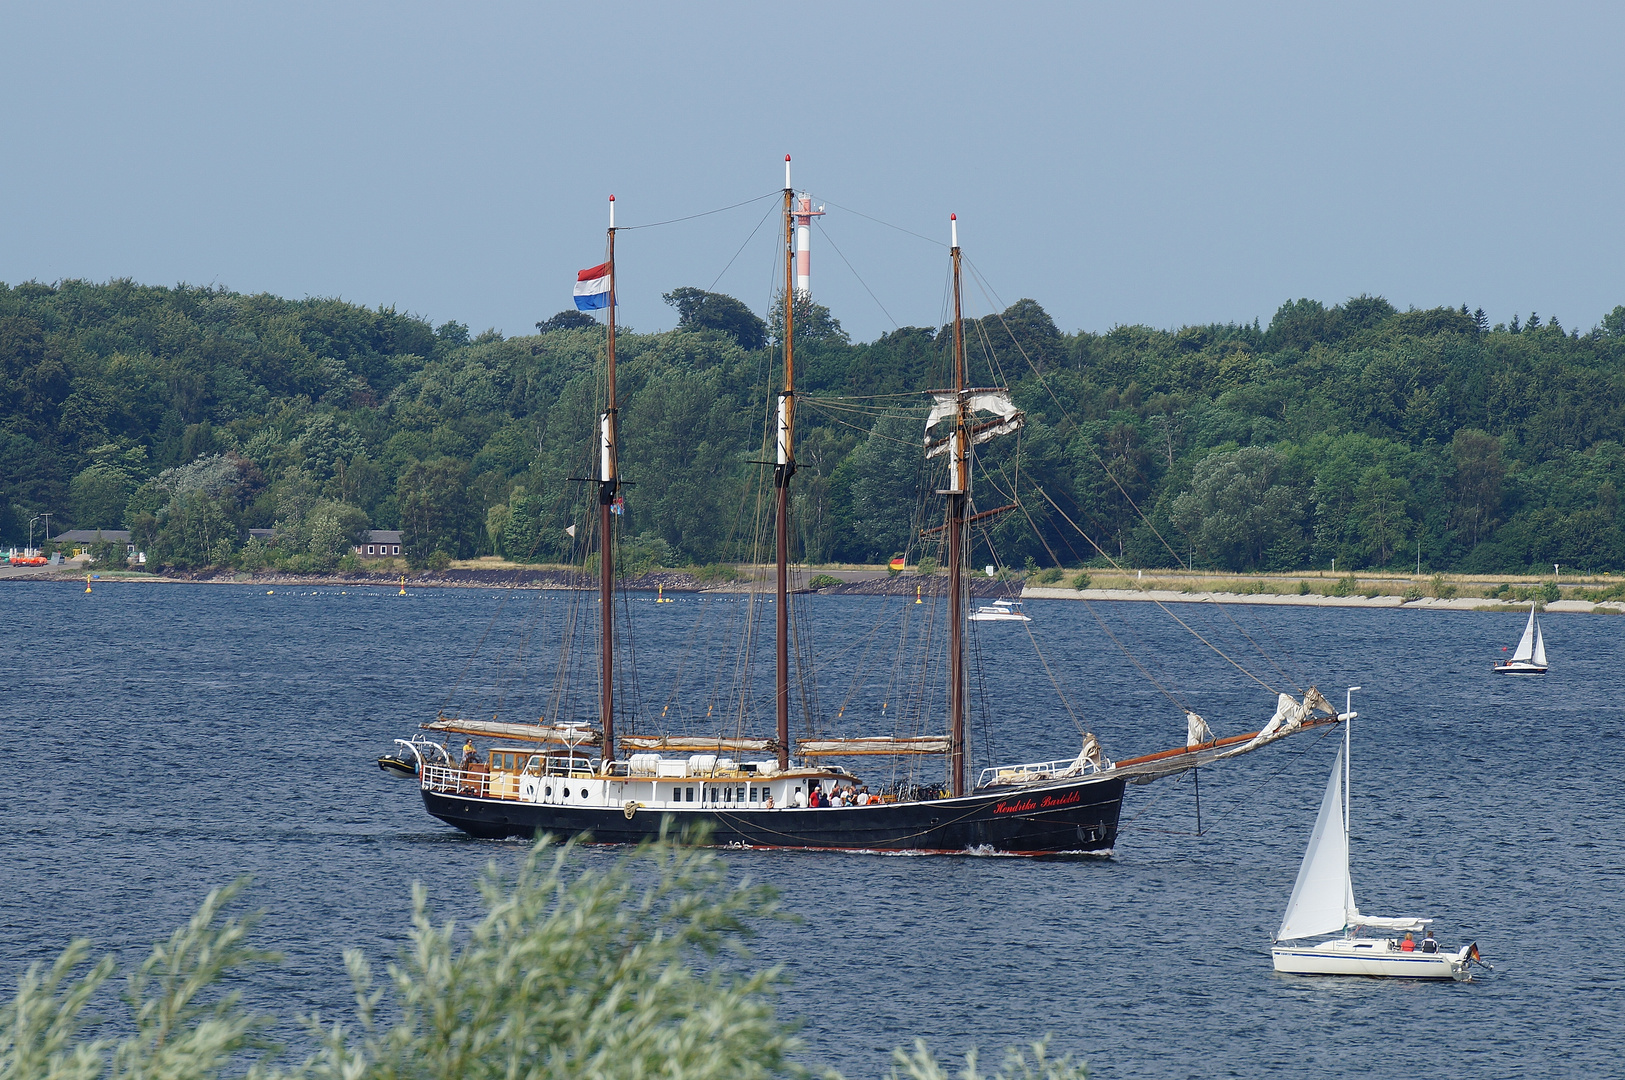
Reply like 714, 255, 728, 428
267, 590, 273, 595
399, 575, 406, 596
84, 574, 92, 593
916, 584, 922, 604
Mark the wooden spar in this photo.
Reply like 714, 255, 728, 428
922, 502, 1018, 536
600, 198, 618, 767
947, 216, 968, 798
1112, 715, 1342, 770
775, 158, 796, 771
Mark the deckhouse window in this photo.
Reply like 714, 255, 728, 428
749, 787, 758, 802
685, 787, 694, 802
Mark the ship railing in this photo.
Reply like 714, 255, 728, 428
422, 763, 494, 797
519, 753, 599, 777
976, 756, 1101, 788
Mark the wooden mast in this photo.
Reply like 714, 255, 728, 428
775, 156, 797, 771
948, 214, 968, 797
600, 195, 619, 767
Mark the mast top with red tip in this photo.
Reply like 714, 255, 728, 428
950, 213, 958, 248
609, 194, 615, 228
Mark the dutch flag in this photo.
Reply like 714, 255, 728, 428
573, 261, 612, 311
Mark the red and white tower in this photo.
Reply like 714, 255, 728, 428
792, 191, 824, 297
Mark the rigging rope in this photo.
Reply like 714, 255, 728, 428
617, 190, 780, 232
813, 219, 899, 330
1031, 486, 1281, 697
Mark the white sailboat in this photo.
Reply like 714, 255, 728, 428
1270, 696, 1482, 980
1493, 603, 1548, 674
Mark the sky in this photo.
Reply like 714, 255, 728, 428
3, 1, 1623, 343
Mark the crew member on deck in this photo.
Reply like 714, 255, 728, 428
1400, 932, 1416, 952
1420, 931, 1439, 953
462, 739, 477, 766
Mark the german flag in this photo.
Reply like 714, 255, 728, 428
888, 556, 906, 571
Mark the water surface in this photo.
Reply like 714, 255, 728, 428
1, 582, 1619, 1077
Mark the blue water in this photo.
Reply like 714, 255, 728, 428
2, 582, 1621, 1078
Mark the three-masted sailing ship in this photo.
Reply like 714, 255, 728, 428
395, 165, 1344, 854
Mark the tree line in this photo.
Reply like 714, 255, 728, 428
4, 275, 1625, 574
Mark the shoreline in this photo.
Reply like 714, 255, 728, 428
8, 563, 1621, 612
1023, 586, 1625, 614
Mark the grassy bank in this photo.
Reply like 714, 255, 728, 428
1023, 566, 1625, 605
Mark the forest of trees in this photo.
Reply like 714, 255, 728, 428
6, 275, 1625, 575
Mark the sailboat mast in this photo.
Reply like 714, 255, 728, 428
600, 196, 619, 766
947, 214, 968, 797
775, 156, 797, 771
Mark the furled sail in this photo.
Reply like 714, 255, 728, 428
1512, 605, 1537, 662
1276, 745, 1357, 941
1113, 687, 1340, 782
797, 736, 950, 756
621, 735, 780, 753
422, 718, 602, 745
923, 389, 1025, 458
1185, 711, 1214, 747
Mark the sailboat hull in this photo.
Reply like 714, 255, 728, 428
1271, 941, 1468, 980
421, 773, 1126, 854
1492, 661, 1547, 674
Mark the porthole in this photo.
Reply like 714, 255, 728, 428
545, 786, 552, 797
563, 788, 571, 798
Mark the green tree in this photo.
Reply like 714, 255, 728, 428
828, 414, 923, 563
663, 287, 767, 350
1169, 447, 1304, 569
1449, 428, 1504, 546
398, 457, 473, 566
1352, 466, 1413, 565
535, 309, 599, 333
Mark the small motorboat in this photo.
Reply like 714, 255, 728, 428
378, 736, 450, 778
378, 754, 417, 777
967, 598, 1031, 622
1493, 602, 1548, 674
1270, 692, 1486, 981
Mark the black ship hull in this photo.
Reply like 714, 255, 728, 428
421, 772, 1127, 855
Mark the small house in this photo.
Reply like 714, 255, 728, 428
54, 529, 135, 558
356, 530, 403, 559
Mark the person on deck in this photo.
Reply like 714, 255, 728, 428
1400, 932, 1416, 952
462, 740, 477, 766
1420, 931, 1439, 953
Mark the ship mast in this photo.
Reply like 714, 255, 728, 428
775, 156, 797, 771
947, 213, 968, 797
600, 195, 619, 767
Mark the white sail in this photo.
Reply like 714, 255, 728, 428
1277, 746, 1357, 941
1532, 618, 1547, 668
1511, 604, 1536, 662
